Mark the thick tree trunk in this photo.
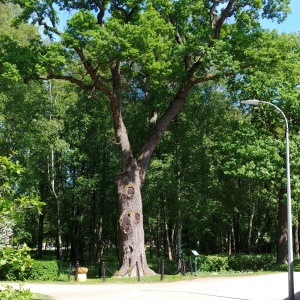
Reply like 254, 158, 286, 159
116, 166, 155, 277
108, 62, 193, 276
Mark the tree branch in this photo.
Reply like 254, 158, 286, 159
94, 0, 107, 26
169, 13, 183, 45
192, 69, 241, 85
38, 17, 62, 36
214, 0, 235, 39
74, 47, 98, 80
137, 66, 240, 178
109, 61, 133, 170
169, 13, 189, 70
111, 1, 138, 23
32, 75, 94, 91
192, 73, 218, 84
138, 84, 193, 180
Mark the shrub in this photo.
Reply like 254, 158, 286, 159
28, 260, 60, 281
0, 246, 34, 281
0, 284, 32, 300
197, 255, 229, 272
228, 254, 275, 271
195, 254, 275, 273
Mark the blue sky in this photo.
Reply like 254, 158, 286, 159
260, 0, 300, 33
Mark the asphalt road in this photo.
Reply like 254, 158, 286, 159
8, 272, 300, 300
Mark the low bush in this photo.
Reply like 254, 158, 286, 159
228, 254, 275, 271
195, 254, 275, 273
197, 255, 229, 272
28, 260, 60, 281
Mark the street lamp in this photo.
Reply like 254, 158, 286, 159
241, 99, 294, 300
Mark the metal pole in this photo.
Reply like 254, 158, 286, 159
241, 99, 294, 299
75, 261, 79, 282
285, 120, 294, 300
259, 101, 294, 300
101, 261, 106, 282
136, 261, 140, 282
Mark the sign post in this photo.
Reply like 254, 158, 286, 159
191, 250, 199, 276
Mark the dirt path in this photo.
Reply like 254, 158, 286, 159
11, 272, 300, 299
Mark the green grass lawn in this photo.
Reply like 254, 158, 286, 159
33, 293, 53, 300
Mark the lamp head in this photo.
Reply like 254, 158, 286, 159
241, 99, 260, 106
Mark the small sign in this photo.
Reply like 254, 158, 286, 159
192, 250, 199, 256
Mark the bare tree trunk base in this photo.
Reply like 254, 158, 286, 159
114, 266, 156, 278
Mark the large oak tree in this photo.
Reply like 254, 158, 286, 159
0, 0, 294, 275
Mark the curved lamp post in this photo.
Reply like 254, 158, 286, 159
241, 99, 294, 300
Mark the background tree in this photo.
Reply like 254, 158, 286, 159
227, 31, 300, 263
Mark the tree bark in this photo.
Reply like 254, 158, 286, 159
116, 165, 154, 277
